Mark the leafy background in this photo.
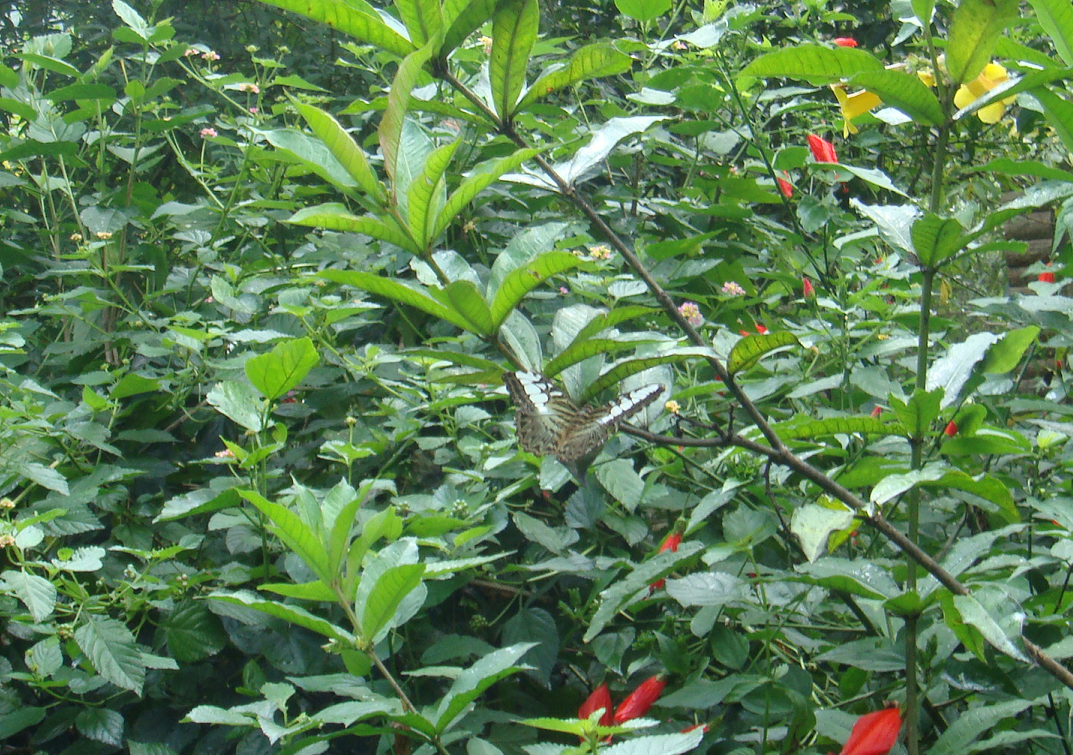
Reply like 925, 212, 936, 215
2, 0, 1073, 753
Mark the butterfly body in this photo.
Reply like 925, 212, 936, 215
503, 371, 663, 466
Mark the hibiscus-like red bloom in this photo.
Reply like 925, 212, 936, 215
833, 37, 858, 47
807, 134, 838, 163
613, 676, 666, 723
837, 708, 902, 755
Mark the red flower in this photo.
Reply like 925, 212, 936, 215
579, 683, 613, 726
807, 134, 839, 164
1039, 271, 1056, 283
833, 37, 858, 47
838, 708, 902, 755
870, 406, 882, 418
755, 324, 769, 335
613, 675, 666, 723
777, 172, 794, 198
803, 277, 815, 298
650, 532, 683, 591
944, 421, 958, 437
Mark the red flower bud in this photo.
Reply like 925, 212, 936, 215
756, 324, 768, 335
838, 708, 902, 755
1039, 271, 1056, 283
579, 683, 613, 726
803, 277, 815, 298
777, 173, 794, 198
807, 134, 839, 164
870, 406, 882, 418
649, 531, 684, 592
613, 675, 666, 723
833, 37, 858, 47
944, 421, 958, 437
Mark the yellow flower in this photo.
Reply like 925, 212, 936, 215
953, 63, 1015, 123
832, 85, 883, 135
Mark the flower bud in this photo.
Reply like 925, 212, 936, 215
613, 675, 666, 723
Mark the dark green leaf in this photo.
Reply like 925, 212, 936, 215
519, 44, 632, 110
245, 337, 319, 401
490, 0, 539, 119
728, 332, 800, 374
73, 616, 145, 694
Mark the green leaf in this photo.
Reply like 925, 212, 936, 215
581, 349, 711, 402
871, 463, 948, 506
601, 730, 704, 755
791, 503, 857, 563
206, 380, 265, 432
946, 0, 1018, 85
973, 157, 1073, 182
739, 44, 884, 84
771, 415, 898, 441
981, 326, 1039, 374
293, 102, 386, 205
615, 0, 672, 22
1029, 0, 1073, 66
433, 147, 541, 239
519, 44, 632, 110
407, 138, 461, 246
568, 306, 659, 346
911, 213, 966, 267
361, 563, 426, 644
257, 0, 416, 57
543, 337, 661, 379
490, 0, 539, 119
209, 590, 355, 644
728, 332, 800, 374
796, 558, 899, 600
489, 251, 588, 328
849, 69, 944, 126
928, 698, 1032, 755
260, 580, 337, 601
502, 607, 559, 686
319, 270, 476, 332
1032, 88, 1073, 154
1, 570, 56, 622
890, 388, 942, 438
240, 490, 333, 584
380, 41, 436, 182
165, 602, 227, 663
442, 0, 498, 55
926, 332, 1000, 407
288, 204, 419, 253
394, 0, 443, 47
245, 337, 319, 401
434, 643, 537, 732
433, 280, 494, 336
0, 708, 46, 740
17, 462, 68, 495
76, 707, 124, 746
74, 616, 146, 694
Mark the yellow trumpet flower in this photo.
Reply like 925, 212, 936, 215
832, 85, 883, 135
953, 62, 1015, 123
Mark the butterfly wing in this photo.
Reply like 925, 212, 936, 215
503, 371, 580, 456
555, 383, 664, 461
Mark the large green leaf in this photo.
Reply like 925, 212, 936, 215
946, 0, 1018, 85
615, 0, 672, 22
489, 0, 539, 119
770, 415, 898, 441
245, 337, 319, 401
739, 44, 884, 84
240, 490, 332, 584
728, 332, 800, 374
926, 332, 1000, 407
293, 102, 386, 205
433, 147, 541, 239
1, 570, 56, 622
407, 138, 461, 246
74, 616, 145, 694
442, 0, 498, 55
257, 0, 415, 57
433, 643, 538, 732
928, 699, 1032, 755
319, 270, 475, 332
1032, 87, 1073, 154
911, 213, 966, 267
360, 563, 426, 644
489, 251, 588, 328
380, 41, 436, 183
568, 305, 659, 347
430, 280, 495, 336
210, 590, 355, 644
980, 326, 1039, 374
581, 349, 713, 402
288, 204, 420, 253
518, 43, 632, 110
1029, 0, 1073, 66
394, 0, 442, 46
543, 337, 662, 378
850, 69, 944, 126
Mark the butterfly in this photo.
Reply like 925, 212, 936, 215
502, 370, 663, 471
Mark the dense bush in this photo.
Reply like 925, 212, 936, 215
3, 0, 1073, 754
